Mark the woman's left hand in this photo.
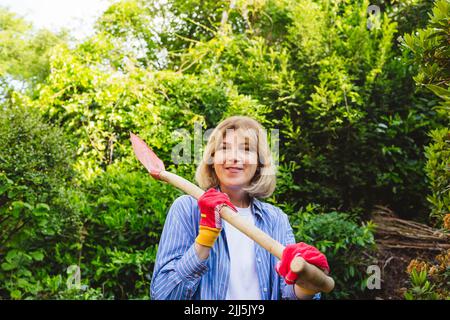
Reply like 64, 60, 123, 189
275, 242, 330, 285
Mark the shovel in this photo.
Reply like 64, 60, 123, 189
130, 132, 335, 294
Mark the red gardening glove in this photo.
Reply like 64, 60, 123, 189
195, 188, 237, 247
276, 242, 330, 285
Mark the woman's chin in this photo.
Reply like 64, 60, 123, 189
220, 180, 248, 190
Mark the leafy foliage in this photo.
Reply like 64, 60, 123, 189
404, 250, 450, 300
404, 269, 440, 300
72, 162, 181, 299
402, 0, 450, 226
0, 100, 81, 299
424, 128, 450, 226
0, 7, 68, 95
290, 204, 376, 299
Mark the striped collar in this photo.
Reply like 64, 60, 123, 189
251, 197, 264, 218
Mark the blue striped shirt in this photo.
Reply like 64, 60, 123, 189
150, 194, 321, 300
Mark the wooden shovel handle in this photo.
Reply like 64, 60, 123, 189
159, 170, 335, 294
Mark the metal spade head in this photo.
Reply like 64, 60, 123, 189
130, 132, 165, 179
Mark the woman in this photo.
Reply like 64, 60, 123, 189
151, 116, 329, 300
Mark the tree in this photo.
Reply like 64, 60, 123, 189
0, 8, 68, 95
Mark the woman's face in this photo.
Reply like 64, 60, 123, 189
213, 128, 258, 190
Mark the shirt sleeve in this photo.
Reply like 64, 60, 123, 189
277, 210, 322, 301
150, 195, 208, 300
283, 284, 321, 300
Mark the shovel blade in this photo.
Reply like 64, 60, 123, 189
130, 132, 165, 179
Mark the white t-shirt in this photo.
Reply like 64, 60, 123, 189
223, 205, 262, 300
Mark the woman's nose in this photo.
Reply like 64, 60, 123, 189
225, 147, 243, 163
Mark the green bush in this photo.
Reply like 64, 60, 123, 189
290, 204, 376, 299
403, 0, 450, 227
424, 128, 450, 226
0, 100, 81, 299
67, 162, 182, 299
402, 0, 450, 119
0, 112, 182, 299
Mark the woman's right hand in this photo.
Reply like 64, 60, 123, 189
195, 188, 237, 248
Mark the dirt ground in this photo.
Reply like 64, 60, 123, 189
361, 207, 449, 300
365, 247, 438, 300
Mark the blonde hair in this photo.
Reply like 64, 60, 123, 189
195, 116, 276, 198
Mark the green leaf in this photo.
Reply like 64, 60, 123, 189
33, 203, 50, 217
17, 278, 30, 289
427, 84, 449, 100
30, 251, 44, 261
404, 291, 413, 300
1, 262, 16, 271
5, 249, 18, 262
0, 174, 13, 195
349, 266, 355, 278
11, 201, 33, 218
10, 290, 22, 300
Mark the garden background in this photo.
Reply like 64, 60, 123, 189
0, 0, 449, 300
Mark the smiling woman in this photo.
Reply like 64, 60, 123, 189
150, 115, 330, 300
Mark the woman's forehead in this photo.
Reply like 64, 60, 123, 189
222, 127, 258, 144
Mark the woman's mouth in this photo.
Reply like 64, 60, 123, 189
225, 166, 244, 174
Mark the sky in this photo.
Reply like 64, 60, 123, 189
0, 0, 115, 40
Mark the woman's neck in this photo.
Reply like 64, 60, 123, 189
219, 184, 251, 208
